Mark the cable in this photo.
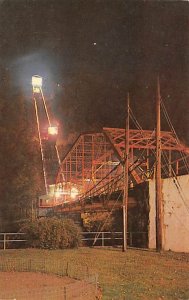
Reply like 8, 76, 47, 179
80, 161, 122, 200
40, 87, 62, 168
40, 87, 51, 126
92, 190, 123, 246
129, 101, 189, 239
91, 156, 152, 245
161, 98, 189, 173
149, 142, 189, 220
129, 107, 143, 131
33, 95, 48, 194
162, 151, 189, 214
158, 99, 189, 212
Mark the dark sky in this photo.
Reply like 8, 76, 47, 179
0, 0, 189, 145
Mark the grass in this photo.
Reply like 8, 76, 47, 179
0, 247, 189, 299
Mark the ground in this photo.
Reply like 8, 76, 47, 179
0, 272, 97, 299
0, 247, 189, 299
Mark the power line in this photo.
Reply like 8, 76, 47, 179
161, 98, 189, 173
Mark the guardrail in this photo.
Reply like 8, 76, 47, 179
0, 233, 27, 250
0, 231, 148, 250
82, 231, 148, 247
82, 231, 122, 247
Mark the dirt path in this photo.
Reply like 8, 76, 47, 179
0, 271, 97, 299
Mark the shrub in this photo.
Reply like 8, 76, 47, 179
82, 211, 114, 232
19, 217, 82, 249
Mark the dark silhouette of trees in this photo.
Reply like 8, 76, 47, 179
0, 66, 43, 231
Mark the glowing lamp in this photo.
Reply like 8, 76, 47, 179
70, 187, 79, 199
54, 190, 62, 198
32, 75, 42, 93
48, 126, 58, 136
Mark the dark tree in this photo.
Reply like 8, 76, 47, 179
0, 67, 43, 231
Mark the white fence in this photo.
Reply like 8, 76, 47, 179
0, 232, 27, 250
0, 231, 148, 250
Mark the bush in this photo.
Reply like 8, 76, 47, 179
82, 211, 114, 232
19, 217, 82, 249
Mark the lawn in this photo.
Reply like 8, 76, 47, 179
0, 247, 189, 300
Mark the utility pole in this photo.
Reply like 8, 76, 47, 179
123, 93, 130, 252
155, 77, 163, 252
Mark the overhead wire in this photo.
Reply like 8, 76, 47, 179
161, 152, 189, 226
129, 107, 143, 131
149, 136, 189, 215
160, 98, 189, 173
40, 87, 62, 166
162, 151, 189, 214
33, 94, 48, 194
160, 97, 189, 214
91, 107, 151, 246
92, 190, 123, 246
130, 107, 157, 178
131, 101, 189, 230
92, 97, 189, 246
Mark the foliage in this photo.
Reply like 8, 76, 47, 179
82, 208, 124, 233
20, 217, 82, 249
82, 211, 114, 232
0, 66, 43, 231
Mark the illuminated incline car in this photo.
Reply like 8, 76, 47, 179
32, 75, 42, 94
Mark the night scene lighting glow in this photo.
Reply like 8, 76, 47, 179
0, 1, 189, 280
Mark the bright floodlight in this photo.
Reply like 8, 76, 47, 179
48, 126, 58, 136
32, 75, 42, 93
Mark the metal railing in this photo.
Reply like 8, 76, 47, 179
0, 231, 148, 250
82, 231, 148, 247
0, 233, 27, 250
82, 231, 122, 247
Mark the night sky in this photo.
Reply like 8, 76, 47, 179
0, 0, 189, 146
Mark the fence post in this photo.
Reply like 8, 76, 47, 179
102, 232, 104, 247
66, 262, 69, 276
129, 232, 132, 246
3, 233, 6, 250
28, 259, 32, 272
64, 286, 67, 300
86, 265, 89, 277
95, 273, 98, 295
